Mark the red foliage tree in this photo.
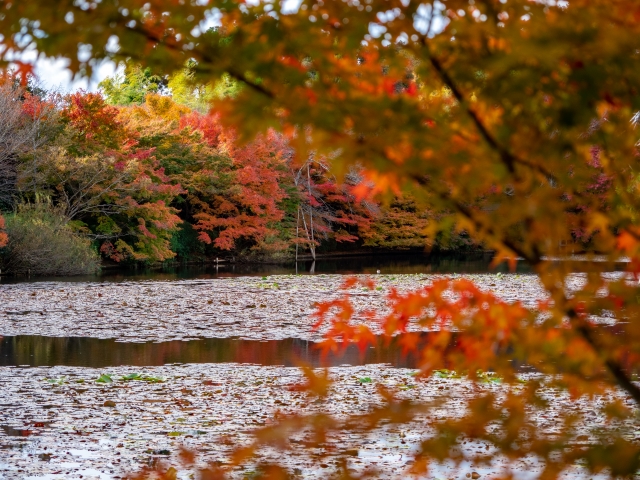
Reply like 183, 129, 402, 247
194, 128, 292, 252
0, 215, 7, 248
292, 158, 376, 257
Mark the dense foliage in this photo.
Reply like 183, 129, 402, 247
3, 0, 640, 478
0, 71, 450, 267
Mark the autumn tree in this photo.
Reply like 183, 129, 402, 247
117, 92, 292, 255
0, 75, 58, 209
22, 91, 182, 262
5, 0, 640, 477
193, 128, 293, 253
363, 195, 431, 250
293, 157, 376, 259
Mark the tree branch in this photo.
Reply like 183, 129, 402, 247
427, 179, 640, 405
421, 40, 557, 183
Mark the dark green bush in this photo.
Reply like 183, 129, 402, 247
169, 222, 205, 261
0, 203, 100, 276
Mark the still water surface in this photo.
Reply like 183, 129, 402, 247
0, 335, 431, 369
0, 252, 627, 285
0, 254, 626, 368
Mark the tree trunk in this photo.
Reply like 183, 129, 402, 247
306, 163, 316, 261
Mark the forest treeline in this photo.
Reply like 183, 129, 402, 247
0, 66, 474, 275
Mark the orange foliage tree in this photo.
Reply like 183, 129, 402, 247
4, 0, 640, 477
291, 157, 379, 259
117, 89, 379, 257
119, 93, 295, 254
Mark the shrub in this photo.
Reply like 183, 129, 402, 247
0, 203, 100, 276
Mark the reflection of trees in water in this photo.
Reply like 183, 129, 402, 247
89, 253, 535, 283
2, 253, 542, 285
0, 335, 434, 369
0, 336, 308, 368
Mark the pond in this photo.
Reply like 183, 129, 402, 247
0, 254, 631, 479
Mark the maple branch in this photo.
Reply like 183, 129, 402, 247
421, 40, 557, 183
428, 55, 516, 173
570, 310, 640, 406
427, 180, 640, 405
191, 56, 276, 99
225, 68, 275, 100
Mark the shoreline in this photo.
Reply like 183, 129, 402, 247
100, 248, 494, 269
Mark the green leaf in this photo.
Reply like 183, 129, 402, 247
45, 376, 67, 385
433, 369, 462, 379
96, 373, 114, 383
120, 373, 165, 383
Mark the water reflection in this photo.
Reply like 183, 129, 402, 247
0, 335, 432, 369
1, 252, 629, 285
3, 329, 624, 370
1, 253, 533, 284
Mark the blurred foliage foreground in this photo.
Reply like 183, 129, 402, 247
3, 0, 640, 477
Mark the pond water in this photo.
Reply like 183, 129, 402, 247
2, 252, 524, 284
2, 330, 621, 370
0, 253, 628, 368
0, 255, 630, 479
0, 335, 431, 369
0, 252, 628, 285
